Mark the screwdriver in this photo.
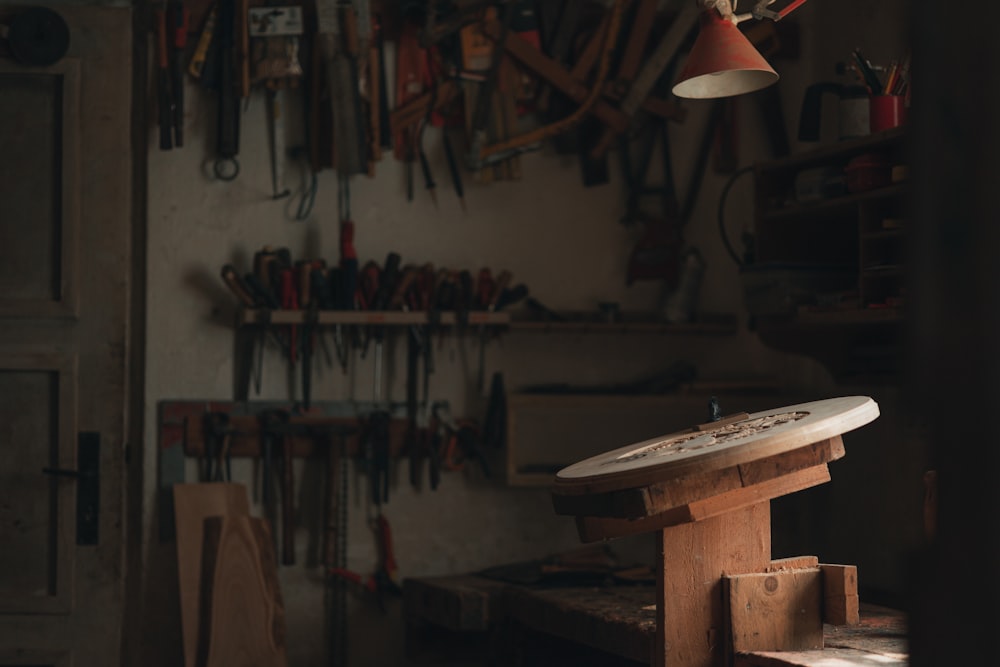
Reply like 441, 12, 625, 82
443, 130, 466, 212
478, 270, 511, 394
418, 145, 437, 207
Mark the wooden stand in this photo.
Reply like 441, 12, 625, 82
551, 397, 880, 667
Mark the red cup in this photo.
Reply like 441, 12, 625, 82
870, 95, 907, 132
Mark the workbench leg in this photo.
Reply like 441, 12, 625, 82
655, 502, 771, 667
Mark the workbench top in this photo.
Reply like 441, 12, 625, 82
403, 573, 907, 666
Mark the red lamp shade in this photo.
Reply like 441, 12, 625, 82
672, 10, 778, 99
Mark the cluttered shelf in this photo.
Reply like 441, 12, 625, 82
749, 123, 909, 380
760, 182, 907, 223
756, 126, 907, 173
756, 306, 902, 327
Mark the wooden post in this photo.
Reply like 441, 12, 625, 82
656, 503, 771, 667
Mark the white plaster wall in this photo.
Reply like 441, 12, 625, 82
138, 2, 912, 664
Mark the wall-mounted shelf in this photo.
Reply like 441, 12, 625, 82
750, 126, 909, 381
239, 308, 511, 327
508, 312, 738, 335
238, 308, 739, 335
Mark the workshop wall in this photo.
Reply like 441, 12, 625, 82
136, 2, 914, 666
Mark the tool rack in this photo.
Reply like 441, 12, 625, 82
237, 308, 512, 327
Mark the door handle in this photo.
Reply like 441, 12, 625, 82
40, 432, 100, 545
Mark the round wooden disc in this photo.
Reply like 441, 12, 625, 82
553, 396, 879, 496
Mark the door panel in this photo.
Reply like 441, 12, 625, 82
0, 59, 80, 318
0, 348, 77, 614
0, 5, 132, 665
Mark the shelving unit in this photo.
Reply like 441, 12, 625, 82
748, 127, 909, 381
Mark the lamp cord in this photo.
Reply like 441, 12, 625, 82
717, 165, 755, 266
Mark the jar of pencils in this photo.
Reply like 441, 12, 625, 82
869, 95, 907, 132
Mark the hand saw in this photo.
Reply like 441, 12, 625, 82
316, 0, 369, 176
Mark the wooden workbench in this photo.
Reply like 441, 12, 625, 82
403, 574, 907, 666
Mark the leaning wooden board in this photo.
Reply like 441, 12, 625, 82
200, 515, 288, 667
173, 483, 250, 667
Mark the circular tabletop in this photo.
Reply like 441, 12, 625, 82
553, 396, 879, 496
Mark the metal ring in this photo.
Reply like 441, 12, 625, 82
214, 156, 240, 181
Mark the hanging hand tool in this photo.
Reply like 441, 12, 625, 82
395, 18, 428, 200
589, 2, 699, 160
356, 260, 380, 359
336, 215, 358, 371
266, 87, 292, 199
405, 324, 421, 488
168, 0, 189, 147
154, 8, 174, 150
202, 411, 233, 481
214, 0, 241, 179
366, 407, 391, 505
477, 269, 510, 394
418, 142, 437, 206
279, 266, 300, 404
259, 409, 295, 564
300, 260, 326, 410
320, 424, 352, 667
473, 0, 626, 168
280, 412, 297, 565
370, 251, 401, 387
316, 0, 368, 176
188, 2, 217, 79
465, 1, 514, 171
371, 513, 401, 609
442, 129, 466, 212
257, 409, 283, 551
483, 371, 506, 448
221, 263, 257, 307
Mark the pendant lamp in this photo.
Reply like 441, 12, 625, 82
672, 8, 778, 99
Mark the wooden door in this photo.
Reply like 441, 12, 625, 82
0, 5, 133, 665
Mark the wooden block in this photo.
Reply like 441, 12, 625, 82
768, 556, 819, 572
819, 564, 858, 597
724, 568, 823, 654
575, 465, 831, 543
173, 483, 250, 667
824, 594, 860, 626
199, 515, 289, 667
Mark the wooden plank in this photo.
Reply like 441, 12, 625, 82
199, 515, 288, 667
505, 585, 656, 665
724, 568, 823, 654
173, 483, 250, 667
576, 465, 830, 542
555, 438, 841, 519
657, 503, 771, 667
